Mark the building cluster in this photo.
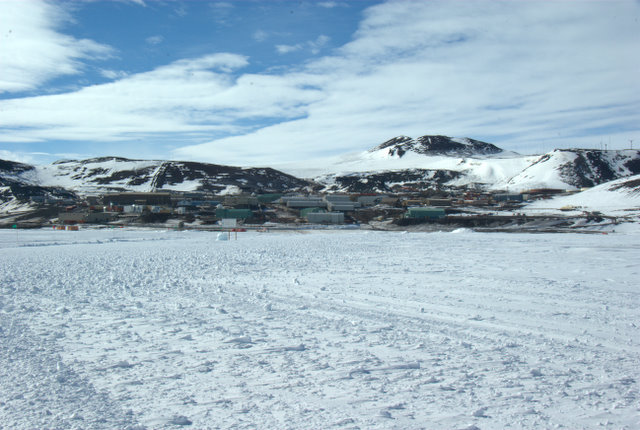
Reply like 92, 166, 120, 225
44, 187, 577, 228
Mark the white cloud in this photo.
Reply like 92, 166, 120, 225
0, 150, 35, 164
0, 0, 114, 94
308, 35, 330, 54
276, 44, 302, 54
173, 4, 187, 18
253, 29, 269, 42
0, 52, 324, 147
2, 0, 639, 168
318, 2, 339, 8
99, 69, 129, 80
145, 35, 164, 45
176, 0, 640, 165
276, 35, 329, 55
210, 2, 233, 9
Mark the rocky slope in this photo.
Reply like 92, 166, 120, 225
372, 135, 506, 158
313, 136, 640, 193
2, 136, 640, 205
0, 157, 310, 207
524, 173, 640, 216
0, 160, 77, 209
504, 149, 640, 190
36, 157, 311, 195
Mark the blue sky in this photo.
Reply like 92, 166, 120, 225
1, 0, 639, 168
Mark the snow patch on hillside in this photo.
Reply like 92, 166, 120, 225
34, 159, 161, 193
525, 174, 640, 216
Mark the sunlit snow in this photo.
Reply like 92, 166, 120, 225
1, 228, 639, 429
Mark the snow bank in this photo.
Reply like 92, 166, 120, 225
525, 174, 640, 216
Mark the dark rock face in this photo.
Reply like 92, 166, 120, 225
0, 177, 76, 203
324, 169, 463, 193
608, 177, 640, 193
1, 160, 74, 204
0, 160, 35, 175
555, 149, 640, 188
149, 161, 309, 193
373, 135, 504, 157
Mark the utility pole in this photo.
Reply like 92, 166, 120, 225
630, 139, 634, 150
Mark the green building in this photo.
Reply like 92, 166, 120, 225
215, 208, 254, 220
405, 207, 446, 220
257, 193, 283, 203
300, 207, 325, 218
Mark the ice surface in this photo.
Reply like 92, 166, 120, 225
1, 228, 639, 429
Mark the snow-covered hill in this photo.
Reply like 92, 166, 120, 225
0, 159, 77, 210
310, 136, 640, 193
503, 149, 640, 191
371, 135, 507, 158
2, 137, 640, 202
1, 157, 310, 202
525, 174, 640, 216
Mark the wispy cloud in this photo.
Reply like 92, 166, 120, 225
177, 0, 640, 165
308, 35, 330, 55
2, 0, 639, 168
0, 0, 114, 94
0, 150, 35, 164
210, 1, 233, 9
99, 69, 129, 80
145, 35, 164, 45
252, 29, 269, 43
276, 35, 330, 55
0, 53, 323, 147
276, 44, 302, 54
317, 2, 347, 9
173, 4, 187, 18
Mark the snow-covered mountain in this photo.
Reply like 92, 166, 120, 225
503, 149, 640, 191
0, 159, 77, 210
311, 136, 640, 193
372, 135, 507, 158
35, 157, 309, 194
2, 136, 640, 203
525, 174, 640, 216
0, 157, 310, 205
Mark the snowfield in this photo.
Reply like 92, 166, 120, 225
1, 228, 639, 429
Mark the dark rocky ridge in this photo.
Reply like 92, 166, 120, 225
373, 135, 504, 157
525, 149, 640, 189
0, 157, 311, 205
3, 140, 640, 203
45, 158, 311, 194
322, 169, 463, 193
